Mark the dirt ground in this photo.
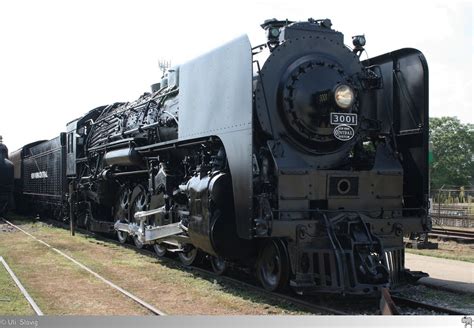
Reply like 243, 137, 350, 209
0, 217, 309, 315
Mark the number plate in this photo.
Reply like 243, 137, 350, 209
330, 113, 358, 126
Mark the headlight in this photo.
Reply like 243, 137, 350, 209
334, 84, 355, 109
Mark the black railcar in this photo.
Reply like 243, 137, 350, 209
12, 18, 430, 296
11, 135, 67, 217
0, 137, 13, 214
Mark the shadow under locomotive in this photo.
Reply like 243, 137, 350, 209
10, 18, 430, 296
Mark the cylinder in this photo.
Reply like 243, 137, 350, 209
104, 148, 143, 167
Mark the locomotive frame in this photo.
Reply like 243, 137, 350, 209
11, 18, 430, 296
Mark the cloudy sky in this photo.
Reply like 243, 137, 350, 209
0, 0, 472, 151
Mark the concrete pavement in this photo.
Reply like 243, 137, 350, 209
405, 253, 474, 294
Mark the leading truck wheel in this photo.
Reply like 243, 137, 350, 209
133, 235, 145, 249
153, 243, 167, 258
256, 239, 290, 291
210, 256, 227, 275
178, 246, 201, 266
117, 230, 129, 244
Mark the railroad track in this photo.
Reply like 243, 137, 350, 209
93, 230, 470, 315
391, 295, 466, 315
1, 217, 167, 316
2, 216, 470, 316
84, 225, 349, 315
1, 216, 342, 315
430, 227, 474, 243
66, 226, 471, 315
189, 266, 349, 315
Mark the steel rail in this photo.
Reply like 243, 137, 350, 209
431, 228, 474, 238
391, 295, 466, 315
0, 256, 43, 315
429, 228, 474, 242
1, 218, 166, 316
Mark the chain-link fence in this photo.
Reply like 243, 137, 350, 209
430, 187, 474, 228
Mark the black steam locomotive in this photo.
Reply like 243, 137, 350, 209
11, 18, 430, 295
0, 136, 14, 215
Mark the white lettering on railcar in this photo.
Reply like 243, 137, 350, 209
31, 171, 48, 179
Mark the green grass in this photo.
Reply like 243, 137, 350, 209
0, 261, 35, 315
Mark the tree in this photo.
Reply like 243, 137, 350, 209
429, 117, 474, 190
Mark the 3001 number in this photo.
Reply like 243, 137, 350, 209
330, 113, 357, 126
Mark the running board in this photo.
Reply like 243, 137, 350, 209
114, 221, 184, 244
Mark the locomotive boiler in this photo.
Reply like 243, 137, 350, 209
13, 18, 430, 295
